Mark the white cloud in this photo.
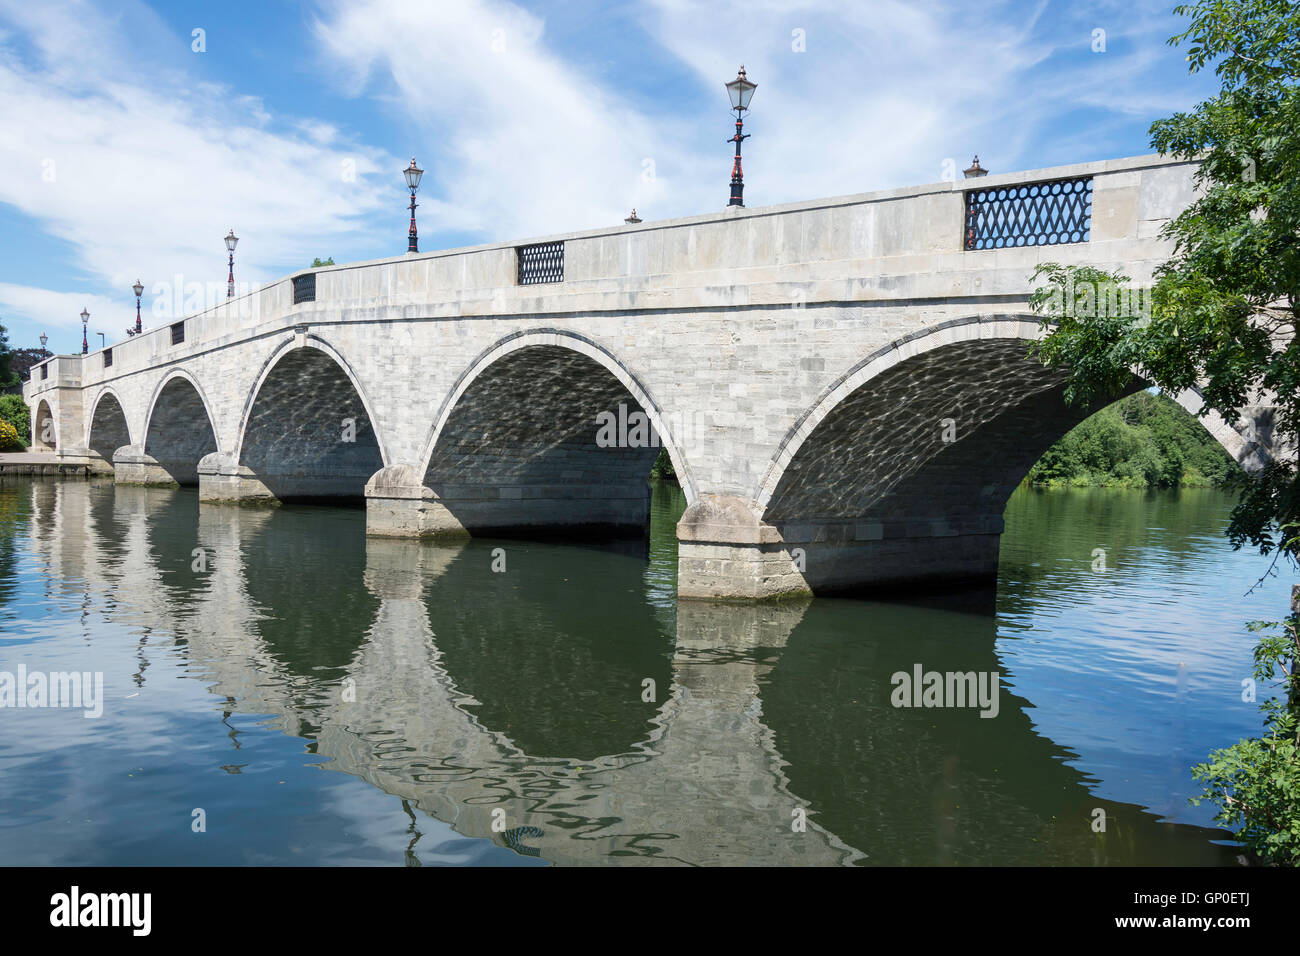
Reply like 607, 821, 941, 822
312, 0, 703, 240
311, 0, 1205, 247
0, 0, 1214, 348
631, 0, 1183, 197
0, 284, 120, 345
0, 0, 396, 339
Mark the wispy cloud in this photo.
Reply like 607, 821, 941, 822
312, 0, 700, 241
0, 0, 1215, 347
0, 0, 394, 336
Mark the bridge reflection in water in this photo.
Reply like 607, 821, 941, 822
13, 478, 1241, 866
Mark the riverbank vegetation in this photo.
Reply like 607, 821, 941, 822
650, 448, 675, 480
1027, 391, 1235, 489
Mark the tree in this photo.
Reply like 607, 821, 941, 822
1030, 0, 1300, 865
311, 257, 335, 267
0, 322, 16, 388
1030, 0, 1299, 560
10, 347, 52, 382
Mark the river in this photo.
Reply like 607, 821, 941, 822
0, 478, 1291, 865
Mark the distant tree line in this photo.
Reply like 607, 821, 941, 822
1027, 391, 1236, 489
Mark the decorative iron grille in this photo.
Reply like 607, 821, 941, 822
517, 241, 564, 285
103, 348, 112, 368
40, 363, 48, 380
963, 176, 1093, 250
293, 273, 316, 304
171, 321, 185, 345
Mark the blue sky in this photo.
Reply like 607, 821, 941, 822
0, 0, 1219, 353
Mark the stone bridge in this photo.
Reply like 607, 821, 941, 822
24, 153, 1286, 599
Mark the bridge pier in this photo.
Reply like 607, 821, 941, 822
197, 452, 276, 503
676, 495, 1003, 600
365, 465, 467, 536
196, 452, 373, 503
113, 444, 203, 487
365, 464, 651, 538
676, 496, 808, 600
84, 449, 115, 476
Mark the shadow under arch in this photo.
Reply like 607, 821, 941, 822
750, 315, 1271, 595
412, 329, 696, 536
142, 370, 220, 486
86, 388, 132, 472
234, 335, 387, 501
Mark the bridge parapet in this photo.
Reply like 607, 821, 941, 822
26, 152, 1195, 407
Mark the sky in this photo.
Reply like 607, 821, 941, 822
0, 0, 1220, 353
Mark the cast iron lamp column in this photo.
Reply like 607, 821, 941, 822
128, 279, 144, 336
225, 230, 239, 298
725, 66, 757, 207
404, 158, 424, 252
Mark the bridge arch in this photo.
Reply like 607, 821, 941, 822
756, 314, 1264, 516
234, 334, 387, 500
33, 399, 56, 451
419, 329, 695, 502
141, 369, 220, 485
85, 388, 132, 473
404, 329, 694, 536
694, 314, 1271, 598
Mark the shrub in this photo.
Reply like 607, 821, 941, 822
0, 420, 22, 452
0, 394, 29, 446
1192, 608, 1300, 865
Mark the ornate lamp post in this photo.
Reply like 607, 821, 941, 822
80, 308, 89, 354
224, 230, 239, 297
725, 66, 757, 207
128, 279, 144, 336
404, 158, 424, 253
39, 331, 48, 354
964, 155, 988, 178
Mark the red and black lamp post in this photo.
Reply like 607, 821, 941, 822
725, 66, 757, 207
404, 158, 424, 252
80, 308, 89, 354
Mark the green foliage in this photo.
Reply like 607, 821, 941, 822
0, 394, 28, 448
10, 347, 51, 382
1029, 0, 1299, 560
1027, 391, 1234, 488
650, 447, 676, 480
1191, 576, 1300, 865
310, 257, 335, 267
0, 420, 20, 452
0, 322, 16, 388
